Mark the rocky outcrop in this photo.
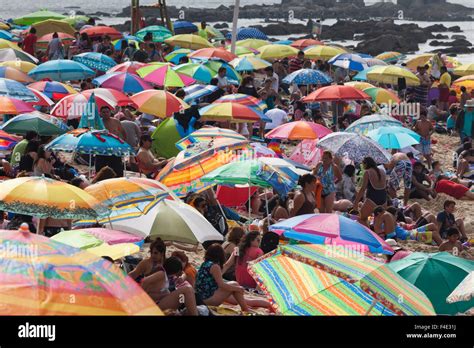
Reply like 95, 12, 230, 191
355, 34, 419, 55
429, 39, 472, 47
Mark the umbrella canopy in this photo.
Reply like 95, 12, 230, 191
388, 252, 474, 315
137, 63, 196, 88
131, 90, 189, 118
249, 251, 393, 315
36, 32, 75, 51
447, 271, 474, 305
282, 69, 332, 85
51, 93, 114, 119
0, 228, 161, 315
214, 93, 267, 112
328, 53, 369, 72
317, 132, 392, 164
13, 10, 66, 25
197, 59, 242, 84
81, 88, 133, 107
363, 87, 400, 104
364, 58, 388, 67
0, 60, 37, 73
176, 127, 247, 151
172, 63, 214, 84
0, 176, 107, 219
73, 52, 117, 72
165, 48, 193, 64
51, 230, 104, 249
112, 36, 140, 51
0, 130, 21, 150
353, 66, 381, 81
453, 74, 474, 91
29, 80, 77, 101
366, 66, 420, 86
0, 39, 21, 51
303, 45, 346, 61
236, 38, 269, 50
0, 30, 19, 42
302, 85, 371, 103
258, 44, 299, 60
199, 102, 269, 123
80, 26, 122, 40
182, 84, 218, 103
136, 25, 172, 42
28, 60, 95, 82
270, 214, 393, 254
1, 111, 68, 135
93, 72, 152, 93
69, 227, 143, 245
165, 34, 213, 49
344, 81, 375, 90
453, 63, 474, 77
188, 47, 237, 62
0, 48, 38, 64
229, 56, 271, 72
367, 126, 420, 149
173, 21, 198, 35
0, 77, 37, 102
232, 27, 268, 41
107, 61, 147, 75
31, 19, 76, 37
26, 87, 54, 107
226, 45, 258, 57
0, 96, 35, 115
206, 26, 225, 40
265, 120, 332, 140
375, 51, 405, 63
290, 139, 322, 168
345, 113, 402, 135
291, 39, 324, 49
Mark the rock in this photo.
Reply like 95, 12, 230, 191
425, 24, 450, 32
214, 23, 229, 29
431, 46, 474, 54
256, 23, 308, 36
435, 34, 449, 39
356, 34, 419, 55
448, 26, 462, 33
430, 38, 472, 47
451, 34, 466, 40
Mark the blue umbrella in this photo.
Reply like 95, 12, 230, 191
0, 78, 37, 102
92, 72, 151, 94
73, 52, 117, 72
282, 69, 332, 85
182, 84, 218, 103
273, 39, 293, 45
113, 36, 141, 50
172, 63, 214, 84
226, 27, 268, 41
355, 53, 373, 59
0, 30, 19, 41
28, 60, 95, 82
173, 21, 198, 35
230, 56, 271, 72
77, 92, 105, 130
353, 66, 378, 81
136, 25, 172, 42
366, 126, 421, 149
328, 53, 369, 72
192, 58, 242, 84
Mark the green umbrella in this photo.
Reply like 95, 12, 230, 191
388, 252, 474, 315
51, 230, 104, 249
1, 111, 69, 136
62, 16, 90, 27
136, 25, 172, 43
14, 10, 67, 26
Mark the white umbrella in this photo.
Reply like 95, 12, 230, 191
259, 157, 310, 176
446, 271, 474, 304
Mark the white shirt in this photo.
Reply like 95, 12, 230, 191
271, 72, 279, 93
264, 108, 288, 130
217, 75, 228, 89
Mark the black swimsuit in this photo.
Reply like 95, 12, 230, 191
366, 170, 387, 206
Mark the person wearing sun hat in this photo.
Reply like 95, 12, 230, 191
456, 99, 474, 143
385, 239, 412, 263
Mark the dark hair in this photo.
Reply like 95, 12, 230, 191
104, 35, 111, 41
227, 226, 245, 245
373, 206, 385, 216
102, 256, 114, 262
218, 67, 226, 74
440, 66, 448, 72
140, 134, 152, 146
413, 161, 423, 169
204, 243, 225, 268
298, 173, 316, 188
264, 66, 274, 73
178, 56, 189, 64
210, 78, 219, 86
241, 76, 253, 86
150, 237, 166, 254
30, 27, 36, 34
343, 164, 355, 178
362, 156, 381, 180
446, 227, 459, 237
52, 32, 58, 39
171, 250, 189, 266
25, 131, 38, 141
432, 160, 440, 168
431, 99, 437, 106
91, 166, 116, 184
238, 231, 260, 265
163, 256, 183, 276
175, 88, 186, 99
34, 145, 48, 167
406, 152, 414, 159
192, 196, 207, 210
444, 200, 455, 209
70, 177, 84, 188
298, 50, 305, 56
460, 86, 467, 92
386, 206, 398, 217
100, 106, 111, 112
25, 140, 40, 153
449, 90, 457, 96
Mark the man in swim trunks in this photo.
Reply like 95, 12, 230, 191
385, 153, 413, 206
414, 110, 434, 169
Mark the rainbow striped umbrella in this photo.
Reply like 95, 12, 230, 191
29, 81, 77, 101
0, 96, 35, 115
172, 63, 214, 84
214, 93, 267, 112
0, 227, 161, 315
0, 129, 20, 150
176, 127, 247, 151
81, 88, 133, 107
249, 251, 394, 315
363, 87, 400, 104
107, 61, 146, 75
131, 90, 189, 118
188, 47, 238, 62
199, 102, 270, 123
93, 72, 152, 93
164, 48, 193, 64
51, 93, 115, 120
196, 59, 242, 84
27, 87, 54, 107
37, 32, 74, 51
280, 244, 436, 315
137, 63, 195, 88
447, 271, 474, 304
65, 228, 143, 245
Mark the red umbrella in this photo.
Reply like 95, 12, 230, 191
302, 85, 371, 102
188, 47, 238, 62
291, 39, 325, 49
265, 121, 332, 140
81, 88, 134, 107
80, 26, 123, 40
107, 61, 147, 75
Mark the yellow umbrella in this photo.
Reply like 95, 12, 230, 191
453, 63, 474, 77
0, 60, 37, 73
404, 54, 433, 71
363, 87, 400, 104
236, 38, 269, 50
344, 81, 375, 90
88, 243, 140, 260
453, 75, 474, 92
303, 45, 346, 60
366, 65, 420, 86
32, 19, 76, 38
0, 22, 10, 30
258, 44, 299, 60
0, 39, 22, 51
165, 34, 213, 49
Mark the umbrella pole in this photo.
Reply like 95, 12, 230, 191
88, 152, 92, 180
364, 298, 377, 316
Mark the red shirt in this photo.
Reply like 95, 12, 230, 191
235, 247, 263, 288
23, 34, 37, 56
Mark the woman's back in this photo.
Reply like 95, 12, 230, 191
195, 260, 218, 300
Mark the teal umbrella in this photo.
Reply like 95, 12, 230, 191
366, 126, 420, 149
353, 66, 378, 81
28, 60, 95, 82
1, 111, 68, 136
78, 92, 105, 130
388, 252, 474, 315
136, 25, 172, 43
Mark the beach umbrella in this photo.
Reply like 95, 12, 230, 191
81, 88, 133, 107
0, 60, 37, 73
328, 53, 369, 72
113, 36, 140, 50
363, 87, 400, 104
0, 129, 21, 151
453, 74, 474, 90
375, 51, 405, 63
37, 32, 75, 51
303, 45, 346, 61
1, 111, 68, 135
453, 63, 474, 77
367, 126, 420, 149
62, 15, 90, 27
259, 157, 311, 177
249, 252, 393, 315
137, 63, 195, 88
28, 60, 95, 82
270, 214, 393, 255
205, 26, 225, 40
73, 52, 117, 72
131, 89, 189, 118
0, 22, 9, 31
353, 66, 379, 81
31, 19, 76, 37
199, 102, 270, 123
364, 58, 388, 67
93, 72, 152, 93
188, 47, 237, 62
0, 96, 35, 115
236, 39, 269, 50
291, 39, 324, 49
344, 81, 375, 90
302, 85, 371, 103
0, 78, 37, 102
26, 87, 54, 107
65, 228, 143, 245
258, 44, 299, 60
198, 59, 242, 84
282, 69, 332, 85
0, 48, 38, 64
173, 21, 198, 35
226, 45, 258, 57
51, 93, 114, 119
182, 84, 218, 103
29, 80, 78, 101
289, 139, 322, 168
0, 227, 162, 315
214, 93, 267, 112
80, 26, 122, 40
164, 48, 193, 64
447, 271, 474, 305
388, 252, 474, 315
165, 34, 213, 49
367, 66, 420, 86
232, 27, 268, 41
317, 132, 392, 164
345, 113, 402, 135
229, 56, 270, 72
0, 30, 19, 42
172, 63, 214, 84
0, 176, 107, 219
175, 127, 246, 151
0, 39, 21, 51
136, 25, 172, 42
265, 120, 331, 140
107, 61, 146, 75
0, 66, 33, 83
403, 54, 434, 71
279, 244, 436, 315
13, 10, 66, 26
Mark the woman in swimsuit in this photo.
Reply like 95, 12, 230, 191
128, 238, 166, 281
289, 174, 317, 217
313, 151, 342, 213
354, 157, 387, 226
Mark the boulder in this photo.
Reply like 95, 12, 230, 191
431, 46, 474, 54
214, 23, 229, 29
451, 34, 466, 40
448, 26, 462, 33
356, 34, 419, 55
430, 38, 472, 47
434, 34, 449, 39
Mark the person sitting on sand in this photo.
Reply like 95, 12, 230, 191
136, 134, 168, 178
409, 161, 437, 201
439, 228, 465, 254
436, 200, 468, 244
171, 251, 197, 287
268, 195, 289, 221
129, 238, 166, 281
288, 174, 317, 217
222, 227, 245, 281
456, 148, 474, 180
373, 206, 396, 239
235, 231, 264, 289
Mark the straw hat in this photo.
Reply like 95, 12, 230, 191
465, 99, 474, 108
385, 238, 402, 251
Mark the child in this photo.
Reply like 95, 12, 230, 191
336, 164, 356, 201
439, 228, 464, 254
171, 251, 197, 287
430, 160, 443, 181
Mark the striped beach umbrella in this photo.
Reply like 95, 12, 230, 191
282, 68, 332, 85
172, 63, 214, 84
0, 96, 35, 115
328, 53, 369, 72
447, 271, 474, 305
0, 129, 21, 150
182, 84, 218, 103
197, 59, 242, 84
137, 63, 195, 88
28, 60, 95, 82
363, 87, 400, 104
81, 88, 133, 107
51, 93, 114, 120
188, 47, 237, 62
73, 52, 117, 72
0, 48, 38, 64
136, 25, 172, 43
0, 66, 33, 83
37, 32, 74, 51
164, 48, 193, 64
26, 87, 54, 107
131, 90, 189, 118
107, 61, 146, 75
93, 72, 152, 93
29, 81, 77, 101
176, 127, 247, 151
302, 85, 371, 103
229, 56, 271, 72
214, 93, 267, 112
375, 51, 405, 63
265, 121, 332, 140
199, 102, 270, 123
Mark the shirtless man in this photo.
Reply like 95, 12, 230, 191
413, 110, 434, 169
101, 106, 127, 140
385, 152, 413, 206
373, 206, 396, 239
136, 134, 168, 178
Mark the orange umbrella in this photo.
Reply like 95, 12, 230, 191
265, 120, 332, 140
37, 32, 75, 51
302, 85, 371, 102
0, 96, 35, 114
291, 39, 324, 49
80, 26, 123, 40
130, 90, 189, 118
188, 47, 238, 62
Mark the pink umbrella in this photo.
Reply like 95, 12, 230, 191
51, 93, 115, 120
137, 63, 196, 88
265, 121, 332, 140
92, 72, 153, 94
107, 61, 147, 75
74, 228, 143, 245
81, 88, 134, 107
290, 139, 323, 167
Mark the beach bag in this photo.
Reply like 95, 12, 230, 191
434, 124, 448, 134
